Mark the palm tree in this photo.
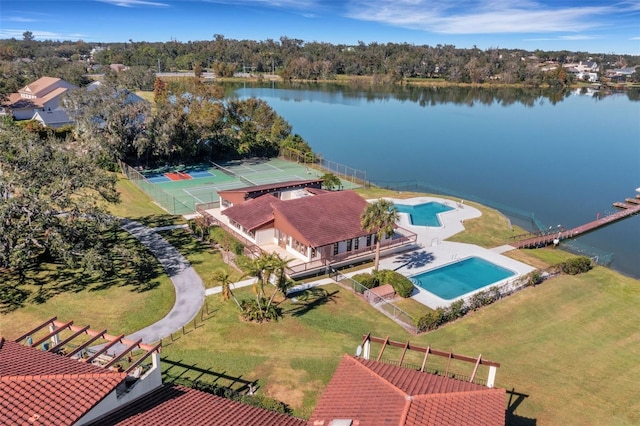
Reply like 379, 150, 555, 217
265, 254, 293, 310
360, 199, 399, 271
213, 267, 241, 309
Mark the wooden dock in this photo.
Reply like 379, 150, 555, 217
511, 193, 640, 249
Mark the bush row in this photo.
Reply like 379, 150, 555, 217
416, 256, 594, 333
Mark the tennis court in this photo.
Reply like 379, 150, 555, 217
122, 158, 362, 215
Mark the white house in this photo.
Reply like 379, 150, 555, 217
1, 77, 77, 120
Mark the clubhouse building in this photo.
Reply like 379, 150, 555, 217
199, 179, 416, 276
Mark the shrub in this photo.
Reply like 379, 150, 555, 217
469, 289, 500, 311
351, 272, 379, 290
240, 298, 282, 323
417, 310, 441, 332
525, 270, 543, 286
559, 256, 592, 275
375, 270, 414, 298
447, 299, 467, 320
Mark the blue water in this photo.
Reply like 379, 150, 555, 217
395, 202, 454, 226
412, 257, 516, 300
234, 85, 640, 279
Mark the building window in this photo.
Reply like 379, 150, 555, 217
346, 239, 352, 252
366, 234, 372, 247
354, 237, 359, 250
311, 248, 317, 258
333, 242, 339, 255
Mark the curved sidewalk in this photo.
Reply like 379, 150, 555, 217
120, 220, 205, 345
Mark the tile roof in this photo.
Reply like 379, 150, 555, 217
222, 193, 280, 231
307, 355, 505, 426
272, 190, 369, 247
0, 338, 126, 426
90, 384, 307, 426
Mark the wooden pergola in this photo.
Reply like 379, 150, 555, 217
360, 333, 501, 387
14, 316, 161, 375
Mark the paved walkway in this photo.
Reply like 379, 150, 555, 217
118, 220, 204, 345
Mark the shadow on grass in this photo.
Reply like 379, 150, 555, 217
506, 388, 536, 426
130, 214, 184, 228
284, 288, 339, 317
392, 250, 435, 271
157, 228, 214, 265
162, 357, 258, 394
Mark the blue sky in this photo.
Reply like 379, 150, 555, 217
1, 0, 639, 54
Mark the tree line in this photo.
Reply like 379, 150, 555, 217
1, 33, 639, 93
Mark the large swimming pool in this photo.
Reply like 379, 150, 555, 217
395, 202, 454, 227
411, 257, 516, 300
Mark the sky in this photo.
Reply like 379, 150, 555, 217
1, 0, 639, 55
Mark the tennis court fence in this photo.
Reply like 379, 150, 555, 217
279, 147, 369, 187
118, 160, 195, 215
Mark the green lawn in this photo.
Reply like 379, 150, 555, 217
2, 176, 639, 425
161, 267, 640, 424
157, 228, 245, 288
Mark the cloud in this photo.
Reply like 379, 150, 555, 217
0, 29, 87, 40
5, 17, 39, 23
97, 0, 170, 7
345, 0, 621, 34
202, 0, 318, 8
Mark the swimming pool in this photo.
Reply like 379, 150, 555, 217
395, 202, 453, 227
411, 257, 515, 300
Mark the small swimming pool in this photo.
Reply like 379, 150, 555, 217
411, 257, 515, 300
395, 202, 454, 227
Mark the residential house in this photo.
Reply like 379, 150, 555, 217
209, 180, 416, 272
1, 77, 77, 121
32, 107, 73, 129
1, 318, 306, 426
3, 320, 508, 425
308, 354, 506, 425
308, 334, 506, 426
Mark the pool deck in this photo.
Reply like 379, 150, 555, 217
376, 196, 535, 309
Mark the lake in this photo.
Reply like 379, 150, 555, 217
231, 83, 640, 279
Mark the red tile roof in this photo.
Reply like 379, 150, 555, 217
307, 355, 505, 426
272, 190, 370, 247
0, 338, 126, 426
90, 384, 307, 426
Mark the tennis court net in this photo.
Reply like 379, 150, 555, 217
209, 161, 256, 187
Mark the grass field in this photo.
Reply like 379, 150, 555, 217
2, 175, 638, 424
159, 266, 640, 424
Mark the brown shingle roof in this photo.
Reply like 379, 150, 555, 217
273, 190, 369, 247
222, 193, 280, 231
0, 338, 126, 426
91, 384, 307, 426
307, 355, 505, 426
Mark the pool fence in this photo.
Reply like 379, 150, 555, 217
331, 268, 418, 334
